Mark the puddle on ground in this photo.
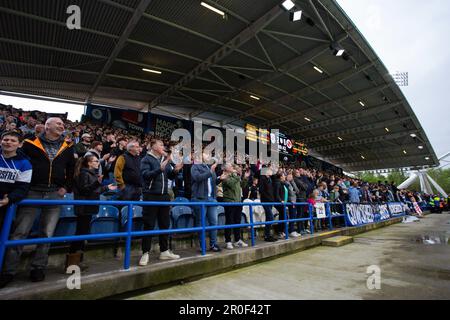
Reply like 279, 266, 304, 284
413, 233, 449, 245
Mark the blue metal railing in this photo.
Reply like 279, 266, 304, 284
0, 200, 404, 271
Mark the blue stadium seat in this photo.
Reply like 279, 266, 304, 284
174, 197, 189, 203
60, 205, 76, 218
121, 206, 144, 231
54, 217, 77, 237
91, 205, 120, 235
97, 205, 119, 218
55, 203, 77, 237
64, 193, 74, 200
171, 206, 194, 229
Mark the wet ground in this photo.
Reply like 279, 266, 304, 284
128, 213, 450, 300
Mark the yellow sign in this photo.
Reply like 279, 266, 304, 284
293, 141, 308, 156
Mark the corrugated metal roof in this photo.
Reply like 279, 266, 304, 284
0, 0, 438, 171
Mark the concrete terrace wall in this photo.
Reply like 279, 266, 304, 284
0, 217, 404, 300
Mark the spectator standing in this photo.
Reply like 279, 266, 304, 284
34, 124, 45, 137
102, 133, 116, 157
0, 118, 75, 285
114, 141, 142, 201
361, 184, 373, 203
220, 164, 248, 250
191, 152, 221, 252
245, 177, 259, 200
259, 167, 277, 242
286, 173, 301, 238
84, 141, 116, 177
0, 131, 32, 240
330, 185, 341, 202
66, 155, 117, 271
113, 141, 142, 258
110, 137, 128, 173
19, 117, 37, 139
139, 139, 182, 266
74, 133, 92, 158
348, 182, 361, 203
273, 173, 288, 239
390, 181, 400, 202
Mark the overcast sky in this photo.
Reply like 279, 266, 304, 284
337, 0, 450, 161
0, 0, 448, 162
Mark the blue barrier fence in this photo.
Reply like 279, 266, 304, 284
0, 200, 405, 271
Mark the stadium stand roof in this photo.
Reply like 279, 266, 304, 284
0, 0, 439, 171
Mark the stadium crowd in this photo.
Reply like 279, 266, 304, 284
0, 103, 444, 289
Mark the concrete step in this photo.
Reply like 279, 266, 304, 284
322, 236, 353, 247
0, 217, 403, 299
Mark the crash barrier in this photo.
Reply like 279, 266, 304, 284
0, 200, 406, 270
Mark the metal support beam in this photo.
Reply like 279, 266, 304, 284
223, 61, 374, 126
419, 172, 433, 195
343, 155, 430, 170
313, 130, 418, 153
264, 83, 391, 127
191, 39, 340, 119
87, 0, 154, 102
288, 101, 402, 135
303, 116, 411, 143
308, 0, 334, 40
0, 6, 119, 40
190, 32, 349, 119
398, 173, 418, 190
0, 37, 241, 93
426, 174, 448, 197
263, 30, 329, 43
286, 62, 374, 100
148, 2, 284, 110
190, 40, 345, 120
0, 37, 106, 59
323, 145, 416, 161
0, 76, 188, 102
255, 35, 276, 70
0, 4, 291, 95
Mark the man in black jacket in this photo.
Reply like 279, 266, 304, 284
113, 141, 142, 258
259, 166, 277, 242
293, 169, 309, 234
293, 169, 308, 202
114, 141, 142, 201
139, 139, 182, 266
1, 117, 75, 286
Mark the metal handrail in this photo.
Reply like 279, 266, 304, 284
0, 199, 405, 270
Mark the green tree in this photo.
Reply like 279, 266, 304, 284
427, 168, 450, 194
356, 172, 385, 184
386, 170, 408, 186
